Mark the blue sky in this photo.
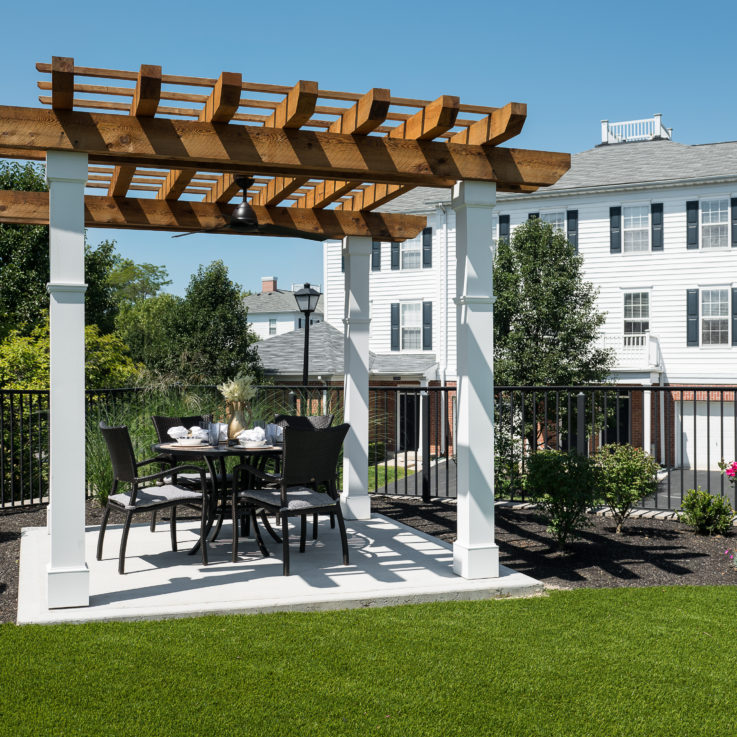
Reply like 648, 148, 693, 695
2, 0, 734, 295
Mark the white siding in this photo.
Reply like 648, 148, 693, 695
249, 313, 299, 340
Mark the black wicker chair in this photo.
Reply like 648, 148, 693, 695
231, 423, 350, 575
97, 423, 210, 574
273, 414, 334, 431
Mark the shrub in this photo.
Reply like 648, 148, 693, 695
679, 488, 735, 536
594, 443, 659, 533
368, 441, 387, 465
524, 450, 599, 547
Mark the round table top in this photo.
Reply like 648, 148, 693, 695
153, 441, 282, 457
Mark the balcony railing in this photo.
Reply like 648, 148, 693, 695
600, 114, 672, 144
600, 333, 662, 371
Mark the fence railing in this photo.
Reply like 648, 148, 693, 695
601, 115, 672, 143
1, 384, 736, 511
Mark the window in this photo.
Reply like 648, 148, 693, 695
623, 205, 649, 252
540, 211, 565, 233
701, 288, 729, 345
400, 302, 422, 350
701, 199, 729, 249
269, 319, 276, 336
400, 236, 422, 269
623, 292, 649, 346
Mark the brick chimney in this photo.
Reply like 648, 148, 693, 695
261, 276, 277, 293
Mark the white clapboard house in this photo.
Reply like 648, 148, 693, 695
319, 115, 737, 469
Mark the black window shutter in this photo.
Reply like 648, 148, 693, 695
731, 198, 737, 248
528, 212, 539, 220
341, 251, 345, 272
371, 241, 381, 271
687, 289, 699, 346
422, 227, 432, 268
732, 288, 737, 346
610, 206, 622, 254
686, 201, 699, 249
391, 242, 399, 270
498, 214, 510, 241
390, 303, 400, 351
651, 203, 664, 251
566, 210, 578, 252
422, 302, 432, 350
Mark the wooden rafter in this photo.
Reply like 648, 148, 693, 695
108, 64, 162, 197
50, 56, 74, 111
255, 87, 391, 208
157, 71, 242, 200
0, 190, 426, 241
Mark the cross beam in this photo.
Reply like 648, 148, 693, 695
0, 106, 570, 189
0, 190, 427, 241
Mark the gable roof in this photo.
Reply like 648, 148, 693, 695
243, 289, 324, 315
376, 139, 737, 212
255, 321, 437, 378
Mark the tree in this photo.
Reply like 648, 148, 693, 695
494, 218, 613, 386
0, 321, 140, 390
85, 239, 119, 333
108, 258, 172, 305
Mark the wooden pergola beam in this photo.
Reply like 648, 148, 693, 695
0, 106, 570, 188
51, 56, 74, 111
256, 87, 391, 208
449, 102, 527, 146
0, 190, 426, 241
108, 64, 162, 198
158, 71, 242, 201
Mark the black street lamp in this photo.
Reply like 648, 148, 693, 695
294, 283, 321, 385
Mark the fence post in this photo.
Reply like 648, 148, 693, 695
576, 391, 586, 456
421, 391, 431, 502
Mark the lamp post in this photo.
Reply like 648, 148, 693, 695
294, 283, 321, 386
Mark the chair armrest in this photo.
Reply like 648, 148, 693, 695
232, 461, 281, 487
136, 464, 208, 489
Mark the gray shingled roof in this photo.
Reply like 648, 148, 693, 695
376, 139, 737, 212
243, 289, 324, 315
255, 321, 437, 377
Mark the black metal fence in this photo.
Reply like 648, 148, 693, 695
1, 384, 736, 510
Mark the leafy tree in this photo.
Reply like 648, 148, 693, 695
0, 321, 140, 390
85, 240, 119, 333
494, 218, 613, 386
108, 258, 172, 305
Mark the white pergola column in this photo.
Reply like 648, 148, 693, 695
341, 236, 372, 520
451, 180, 499, 579
46, 151, 89, 609
643, 388, 652, 455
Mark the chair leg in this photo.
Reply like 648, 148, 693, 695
231, 492, 239, 563
210, 509, 225, 542
118, 511, 134, 575
281, 513, 290, 576
312, 512, 319, 540
170, 506, 177, 552
330, 512, 335, 529
150, 511, 157, 532
260, 511, 282, 543
97, 505, 111, 561
300, 515, 307, 553
251, 508, 270, 558
241, 512, 249, 537
200, 501, 209, 567
335, 505, 350, 566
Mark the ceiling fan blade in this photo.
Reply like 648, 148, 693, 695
171, 225, 228, 239
257, 223, 330, 242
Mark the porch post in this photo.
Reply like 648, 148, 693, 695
341, 236, 372, 519
451, 180, 499, 579
46, 151, 89, 608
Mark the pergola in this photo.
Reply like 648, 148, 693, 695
0, 58, 569, 608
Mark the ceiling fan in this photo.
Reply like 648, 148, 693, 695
172, 175, 328, 241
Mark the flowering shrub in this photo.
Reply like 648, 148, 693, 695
718, 459, 737, 483
724, 549, 737, 571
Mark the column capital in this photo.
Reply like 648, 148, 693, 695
454, 295, 496, 308
343, 317, 371, 326
342, 235, 372, 255
451, 180, 497, 209
45, 151, 89, 183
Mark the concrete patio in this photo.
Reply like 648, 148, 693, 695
18, 514, 542, 625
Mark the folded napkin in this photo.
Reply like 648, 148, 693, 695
189, 426, 208, 440
167, 426, 189, 440
237, 426, 266, 442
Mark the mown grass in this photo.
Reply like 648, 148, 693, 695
2, 587, 736, 736
368, 463, 413, 491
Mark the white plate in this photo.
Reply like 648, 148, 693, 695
176, 437, 205, 446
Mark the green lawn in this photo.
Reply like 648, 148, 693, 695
2, 587, 736, 736
368, 463, 413, 491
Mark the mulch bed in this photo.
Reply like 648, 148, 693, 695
2, 496, 736, 624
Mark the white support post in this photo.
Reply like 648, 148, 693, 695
451, 180, 499, 579
46, 151, 90, 609
643, 388, 652, 455
341, 236, 372, 520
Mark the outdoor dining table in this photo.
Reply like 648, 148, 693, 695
152, 440, 283, 555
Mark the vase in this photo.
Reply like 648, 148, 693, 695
227, 407, 249, 439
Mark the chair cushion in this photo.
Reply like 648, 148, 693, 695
109, 485, 203, 509
242, 486, 337, 512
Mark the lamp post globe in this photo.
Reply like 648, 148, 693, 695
294, 283, 321, 385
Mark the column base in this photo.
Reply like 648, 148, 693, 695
340, 491, 371, 520
47, 563, 90, 609
453, 541, 499, 579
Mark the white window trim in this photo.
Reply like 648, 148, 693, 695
539, 209, 566, 234
399, 299, 423, 352
698, 285, 731, 348
699, 197, 731, 250
400, 237, 422, 271
621, 203, 651, 254
622, 291, 651, 346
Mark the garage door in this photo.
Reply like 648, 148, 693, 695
675, 401, 736, 471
